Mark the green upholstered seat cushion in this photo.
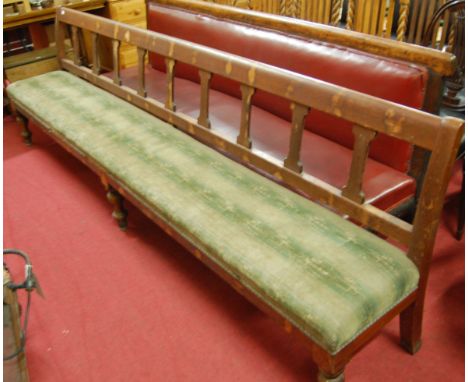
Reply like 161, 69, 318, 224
7, 71, 419, 354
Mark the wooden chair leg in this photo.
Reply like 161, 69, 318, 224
399, 299, 423, 355
318, 370, 345, 382
105, 185, 128, 230
16, 112, 32, 146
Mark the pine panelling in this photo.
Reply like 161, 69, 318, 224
199, 0, 337, 23
195, 0, 453, 50
249, 0, 279, 14
353, 0, 396, 38
305, 0, 333, 23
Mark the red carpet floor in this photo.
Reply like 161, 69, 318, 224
3, 115, 464, 381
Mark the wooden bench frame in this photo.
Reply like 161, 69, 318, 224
12, 8, 463, 381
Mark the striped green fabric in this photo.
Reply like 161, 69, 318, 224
7, 71, 419, 354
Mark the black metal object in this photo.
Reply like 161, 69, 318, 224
3, 249, 43, 361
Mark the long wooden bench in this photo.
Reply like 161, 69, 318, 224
7, 9, 464, 381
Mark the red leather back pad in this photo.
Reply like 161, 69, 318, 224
147, 4, 428, 172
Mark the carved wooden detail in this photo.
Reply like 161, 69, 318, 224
91, 32, 100, 75
318, 371, 345, 382
198, 69, 212, 129
71, 26, 82, 66
347, 0, 396, 38
164, 57, 176, 111
346, 0, 355, 29
16, 112, 32, 146
331, 0, 343, 26
342, 125, 377, 204
397, 0, 411, 41
442, 7, 464, 109
137, 47, 147, 97
112, 39, 121, 85
105, 184, 128, 230
283, 102, 310, 173
237, 84, 256, 148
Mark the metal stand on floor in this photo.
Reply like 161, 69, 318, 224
3, 249, 43, 382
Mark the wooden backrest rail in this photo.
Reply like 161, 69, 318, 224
55, 8, 464, 276
56, 10, 442, 149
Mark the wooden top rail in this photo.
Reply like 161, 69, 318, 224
55, 8, 464, 271
153, 0, 456, 76
58, 8, 442, 151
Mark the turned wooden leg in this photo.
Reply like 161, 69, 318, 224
16, 112, 32, 146
399, 299, 423, 355
318, 370, 344, 382
106, 185, 128, 231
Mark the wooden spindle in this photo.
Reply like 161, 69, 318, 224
237, 84, 256, 148
384, 0, 396, 38
317, 0, 325, 23
447, 16, 456, 53
406, 0, 420, 43
279, 0, 286, 16
342, 125, 377, 204
283, 103, 309, 173
71, 26, 81, 66
430, 14, 440, 48
137, 47, 147, 97
112, 39, 121, 86
165, 58, 176, 111
331, 0, 343, 26
425, 0, 438, 45
346, 0, 355, 30
361, 2, 372, 34
198, 70, 212, 129
414, 0, 429, 45
439, 13, 451, 49
54, 17, 66, 69
376, 0, 388, 37
396, 0, 410, 42
91, 32, 100, 75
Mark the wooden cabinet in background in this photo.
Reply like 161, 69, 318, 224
101, 0, 147, 70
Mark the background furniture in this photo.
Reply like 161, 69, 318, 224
3, 0, 105, 48
102, 0, 147, 69
205, 0, 341, 24
4, 46, 59, 82
196, 0, 465, 113
3, 0, 31, 17
3, 0, 104, 83
424, 0, 464, 110
198, 0, 460, 47
145, 0, 455, 220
